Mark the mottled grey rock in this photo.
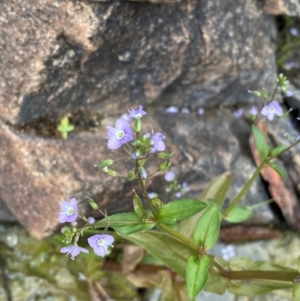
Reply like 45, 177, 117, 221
264, 0, 300, 16
0, 0, 287, 238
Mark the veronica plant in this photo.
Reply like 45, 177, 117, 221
57, 74, 300, 300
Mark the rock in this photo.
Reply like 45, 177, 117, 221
0, 0, 288, 238
264, 0, 300, 16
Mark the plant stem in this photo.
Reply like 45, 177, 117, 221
223, 161, 265, 217
225, 270, 297, 283
157, 223, 199, 252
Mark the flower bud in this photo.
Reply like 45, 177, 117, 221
98, 159, 114, 168
132, 189, 146, 218
159, 160, 172, 171
128, 170, 135, 181
103, 167, 117, 177
151, 197, 164, 208
134, 118, 142, 132
157, 152, 174, 159
88, 198, 99, 210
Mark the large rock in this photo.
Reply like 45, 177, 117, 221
1, 0, 296, 238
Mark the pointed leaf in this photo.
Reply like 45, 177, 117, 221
186, 254, 210, 299
224, 206, 253, 223
122, 231, 195, 278
267, 162, 286, 179
96, 212, 155, 235
293, 278, 300, 301
252, 125, 267, 161
156, 199, 207, 224
178, 172, 231, 239
193, 205, 220, 250
270, 145, 287, 157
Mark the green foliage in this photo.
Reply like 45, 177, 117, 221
97, 212, 155, 235
178, 172, 231, 239
293, 279, 300, 301
267, 161, 287, 179
132, 190, 147, 218
193, 204, 220, 250
186, 254, 210, 299
122, 231, 195, 278
252, 125, 267, 161
270, 145, 288, 157
57, 116, 74, 140
224, 206, 253, 223
228, 257, 295, 296
156, 199, 207, 224
98, 159, 114, 168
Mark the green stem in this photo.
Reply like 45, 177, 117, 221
223, 161, 265, 217
157, 223, 198, 252
225, 270, 297, 283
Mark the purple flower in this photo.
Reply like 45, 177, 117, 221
261, 101, 283, 121
233, 108, 244, 119
165, 106, 179, 114
181, 107, 190, 114
87, 217, 96, 224
88, 234, 114, 257
107, 119, 133, 150
140, 167, 147, 179
58, 198, 78, 223
128, 105, 147, 119
248, 106, 258, 116
151, 133, 165, 152
290, 27, 298, 36
60, 245, 89, 260
147, 192, 158, 199
197, 108, 205, 115
165, 171, 175, 182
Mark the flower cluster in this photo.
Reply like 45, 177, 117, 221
58, 198, 114, 260
106, 106, 165, 155
164, 171, 190, 198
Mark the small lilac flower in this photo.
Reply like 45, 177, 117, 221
88, 234, 114, 257
107, 118, 133, 150
165, 171, 175, 182
175, 192, 182, 198
261, 101, 283, 121
87, 217, 96, 224
181, 107, 190, 114
139, 167, 147, 179
147, 192, 158, 199
182, 182, 190, 192
60, 245, 89, 260
120, 113, 130, 121
58, 198, 78, 223
165, 106, 179, 114
233, 108, 244, 119
197, 108, 204, 115
248, 106, 258, 116
128, 105, 147, 119
285, 61, 298, 69
151, 133, 165, 152
290, 27, 298, 36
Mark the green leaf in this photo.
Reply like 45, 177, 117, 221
156, 199, 207, 224
270, 145, 287, 157
193, 205, 220, 250
224, 206, 253, 223
98, 159, 114, 168
178, 172, 231, 239
228, 257, 295, 296
204, 258, 229, 295
186, 254, 210, 300
293, 279, 300, 301
132, 189, 146, 218
122, 231, 195, 278
267, 162, 286, 179
252, 125, 267, 161
97, 212, 155, 235
157, 152, 174, 159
